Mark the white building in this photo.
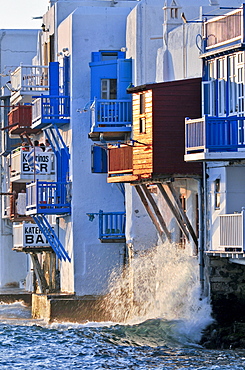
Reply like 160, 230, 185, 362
0, 29, 40, 288
1, 0, 244, 322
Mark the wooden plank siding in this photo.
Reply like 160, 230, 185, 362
132, 91, 153, 179
108, 146, 133, 174
107, 78, 202, 183
152, 78, 202, 176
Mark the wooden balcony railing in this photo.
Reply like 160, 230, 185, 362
90, 98, 132, 133
32, 95, 70, 128
26, 180, 71, 215
87, 210, 126, 242
8, 105, 32, 130
99, 211, 125, 242
108, 146, 133, 176
204, 7, 243, 50
11, 65, 49, 92
185, 116, 245, 155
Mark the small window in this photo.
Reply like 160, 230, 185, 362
139, 117, 146, 134
101, 52, 118, 61
214, 179, 220, 210
171, 8, 178, 19
140, 93, 145, 114
101, 79, 117, 100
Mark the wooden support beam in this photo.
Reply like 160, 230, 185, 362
167, 182, 198, 252
49, 252, 56, 292
30, 254, 48, 294
135, 185, 165, 242
141, 184, 171, 242
157, 183, 190, 242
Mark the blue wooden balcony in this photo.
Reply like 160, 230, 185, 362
185, 116, 245, 161
89, 99, 132, 141
32, 95, 70, 129
87, 210, 126, 243
26, 180, 71, 215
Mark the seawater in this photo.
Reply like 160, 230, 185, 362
1, 244, 245, 369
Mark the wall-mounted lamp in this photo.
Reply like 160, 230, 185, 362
62, 47, 70, 56
41, 23, 49, 32
121, 47, 127, 52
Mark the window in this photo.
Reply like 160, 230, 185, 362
228, 55, 237, 114
217, 58, 226, 116
214, 179, 220, 210
101, 52, 119, 61
140, 93, 145, 114
171, 8, 178, 18
139, 118, 146, 134
139, 93, 146, 134
203, 60, 216, 116
101, 79, 117, 100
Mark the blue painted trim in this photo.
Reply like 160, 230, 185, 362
87, 211, 126, 241
26, 180, 71, 215
186, 116, 245, 153
33, 214, 70, 262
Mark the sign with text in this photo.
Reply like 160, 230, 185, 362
24, 223, 50, 247
21, 151, 54, 174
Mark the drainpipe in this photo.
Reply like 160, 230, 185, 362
56, 216, 61, 291
198, 175, 204, 293
200, 162, 208, 294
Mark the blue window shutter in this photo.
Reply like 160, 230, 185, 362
92, 146, 108, 173
63, 56, 70, 96
117, 59, 132, 100
49, 62, 59, 95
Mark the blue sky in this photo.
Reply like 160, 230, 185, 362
0, 0, 49, 29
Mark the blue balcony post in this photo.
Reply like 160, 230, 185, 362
99, 210, 103, 240
49, 62, 59, 119
36, 180, 39, 213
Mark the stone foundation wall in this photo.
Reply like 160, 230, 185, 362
204, 255, 245, 324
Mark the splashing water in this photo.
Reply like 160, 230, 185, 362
101, 242, 213, 345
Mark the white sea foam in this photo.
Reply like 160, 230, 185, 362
100, 242, 213, 343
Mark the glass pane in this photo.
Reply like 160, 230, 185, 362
109, 79, 117, 100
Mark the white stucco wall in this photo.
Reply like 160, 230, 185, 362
56, 3, 138, 295
0, 30, 39, 287
206, 164, 226, 251
126, 0, 163, 86
125, 184, 158, 253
